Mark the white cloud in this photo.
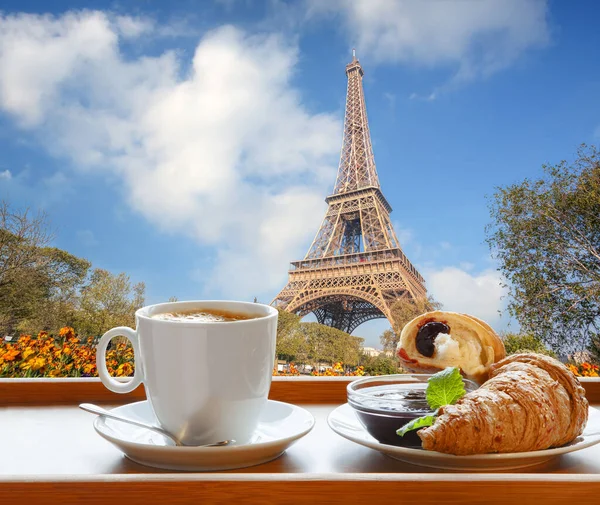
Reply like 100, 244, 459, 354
308, 0, 549, 84
425, 266, 508, 330
392, 221, 412, 244
215, 0, 242, 10
113, 15, 154, 38
0, 169, 11, 180
0, 11, 340, 298
409, 91, 437, 101
383, 91, 396, 109
77, 229, 99, 247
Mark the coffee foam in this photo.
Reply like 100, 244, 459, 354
151, 308, 257, 322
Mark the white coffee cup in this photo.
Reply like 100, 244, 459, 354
96, 300, 278, 446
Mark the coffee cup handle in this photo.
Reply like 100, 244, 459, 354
96, 327, 144, 394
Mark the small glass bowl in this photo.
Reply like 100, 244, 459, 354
347, 374, 478, 448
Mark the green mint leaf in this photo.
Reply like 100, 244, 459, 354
396, 415, 437, 437
426, 367, 466, 410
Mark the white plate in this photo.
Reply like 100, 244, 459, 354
94, 400, 315, 471
328, 403, 600, 471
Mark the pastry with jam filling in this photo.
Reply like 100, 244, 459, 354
396, 311, 506, 384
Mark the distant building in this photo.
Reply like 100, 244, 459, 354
362, 347, 382, 357
570, 350, 593, 364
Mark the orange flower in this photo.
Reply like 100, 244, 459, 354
1, 348, 20, 362
59, 327, 76, 339
20, 356, 46, 371
83, 363, 96, 375
18, 335, 32, 346
22, 347, 35, 360
116, 362, 134, 377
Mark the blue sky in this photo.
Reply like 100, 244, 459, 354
0, 1, 599, 347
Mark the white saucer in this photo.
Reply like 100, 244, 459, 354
94, 400, 315, 471
328, 403, 600, 471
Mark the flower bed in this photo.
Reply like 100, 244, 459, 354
1, 329, 366, 378
272, 362, 365, 376
0, 328, 133, 378
311, 362, 365, 376
568, 362, 599, 377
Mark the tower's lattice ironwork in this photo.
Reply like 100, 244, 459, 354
272, 52, 426, 334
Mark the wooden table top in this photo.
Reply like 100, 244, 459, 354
2, 403, 600, 478
2, 378, 600, 504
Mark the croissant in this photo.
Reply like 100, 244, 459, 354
397, 311, 506, 384
417, 353, 589, 455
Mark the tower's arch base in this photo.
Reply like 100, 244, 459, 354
289, 292, 389, 335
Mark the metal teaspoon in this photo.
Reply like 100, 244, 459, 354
79, 403, 234, 448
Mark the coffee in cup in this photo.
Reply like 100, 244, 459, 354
151, 307, 260, 323
96, 300, 278, 446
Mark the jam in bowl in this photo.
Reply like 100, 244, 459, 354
347, 374, 478, 448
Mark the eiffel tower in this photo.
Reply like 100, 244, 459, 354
272, 51, 426, 334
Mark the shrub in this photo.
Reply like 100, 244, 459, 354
360, 354, 403, 376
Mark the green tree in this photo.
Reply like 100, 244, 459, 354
0, 201, 91, 334
487, 144, 600, 353
333, 331, 364, 368
15, 247, 91, 334
586, 335, 600, 364
501, 332, 556, 358
274, 310, 364, 367
379, 328, 397, 354
380, 296, 443, 352
298, 322, 363, 370
75, 269, 145, 337
275, 310, 306, 362
276, 309, 301, 341
0, 201, 52, 284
